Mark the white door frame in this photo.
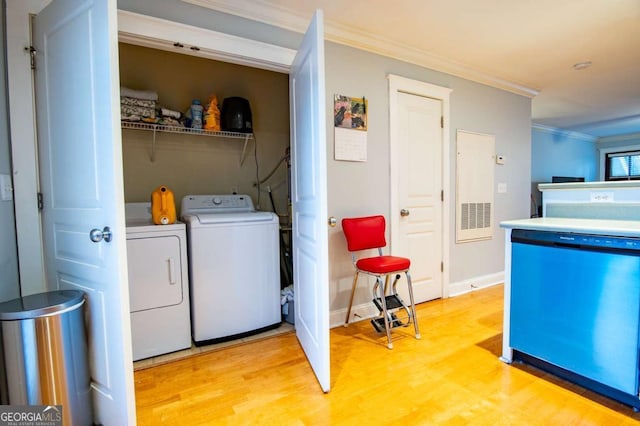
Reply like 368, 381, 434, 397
388, 74, 452, 298
6, 0, 49, 296
7, 6, 296, 295
117, 10, 296, 73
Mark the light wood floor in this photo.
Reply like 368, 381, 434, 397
134, 285, 640, 425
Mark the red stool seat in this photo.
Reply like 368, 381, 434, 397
356, 256, 410, 274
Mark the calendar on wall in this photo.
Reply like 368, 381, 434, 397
333, 94, 368, 162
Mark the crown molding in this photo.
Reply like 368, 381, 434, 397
181, 0, 539, 98
531, 123, 597, 142
182, 0, 310, 31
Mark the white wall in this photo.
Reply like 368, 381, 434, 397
0, 0, 20, 302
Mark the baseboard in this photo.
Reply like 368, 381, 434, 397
448, 271, 504, 297
329, 302, 377, 329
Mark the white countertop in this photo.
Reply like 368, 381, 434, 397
500, 217, 640, 237
538, 181, 640, 191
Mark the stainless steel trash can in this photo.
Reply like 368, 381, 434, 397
0, 290, 93, 425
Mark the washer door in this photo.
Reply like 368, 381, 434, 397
127, 235, 183, 312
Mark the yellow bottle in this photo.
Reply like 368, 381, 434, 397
151, 185, 176, 225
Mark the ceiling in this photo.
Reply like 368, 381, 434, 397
184, 0, 640, 139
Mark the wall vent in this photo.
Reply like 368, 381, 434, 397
461, 202, 491, 230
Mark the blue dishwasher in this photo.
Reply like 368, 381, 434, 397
510, 229, 640, 401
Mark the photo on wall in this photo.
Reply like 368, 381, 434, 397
333, 94, 367, 130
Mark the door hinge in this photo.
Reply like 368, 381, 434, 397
440, 116, 444, 128
441, 261, 444, 272
37, 192, 43, 211
25, 46, 37, 70
441, 190, 444, 202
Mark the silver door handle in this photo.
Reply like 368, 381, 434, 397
89, 226, 112, 243
400, 209, 410, 217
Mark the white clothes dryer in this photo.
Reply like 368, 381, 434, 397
125, 203, 192, 360
181, 194, 281, 345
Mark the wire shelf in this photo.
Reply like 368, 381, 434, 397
121, 121, 253, 139
121, 121, 254, 163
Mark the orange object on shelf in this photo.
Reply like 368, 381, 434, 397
151, 185, 177, 225
204, 95, 221, 131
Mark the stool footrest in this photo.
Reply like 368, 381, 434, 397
370, 314, 402, 333
373, 294, 405, 312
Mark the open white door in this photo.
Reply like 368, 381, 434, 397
290, 10, 330, 392
34, 0, 136, 423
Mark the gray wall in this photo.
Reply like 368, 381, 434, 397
325, 42, 531, 309
0, 0, 20, 302
117, 1, 532, 312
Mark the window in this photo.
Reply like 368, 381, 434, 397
605, 150, 640, 181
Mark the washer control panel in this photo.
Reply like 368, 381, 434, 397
181, 194, 255, 215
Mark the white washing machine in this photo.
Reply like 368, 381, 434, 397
125, 203, 192, 361
181, 194, 281, 345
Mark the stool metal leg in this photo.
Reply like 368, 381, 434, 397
405, 271, 421, 339
344, 270, 360, 326
378, 276, 394, 349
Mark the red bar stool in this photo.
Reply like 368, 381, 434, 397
341, 215, 420, 349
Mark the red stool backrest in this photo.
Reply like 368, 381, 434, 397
342, 215, 387, 252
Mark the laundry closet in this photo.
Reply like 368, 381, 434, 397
118, 43, 290, 213
118, 42, 293, 360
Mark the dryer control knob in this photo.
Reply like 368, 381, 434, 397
212, 197, 222, 205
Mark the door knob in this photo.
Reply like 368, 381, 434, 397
89, 226, 112, 243
400, 209, 410, 217
328, 216, 337, 227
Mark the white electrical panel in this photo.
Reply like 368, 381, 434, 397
456, 131, 495, 242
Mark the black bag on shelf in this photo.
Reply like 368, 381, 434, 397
220, 97, 253, 133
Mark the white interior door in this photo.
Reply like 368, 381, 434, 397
35, 0, 135, 423
393, 92, 443, 303
290, 10, 330, 392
